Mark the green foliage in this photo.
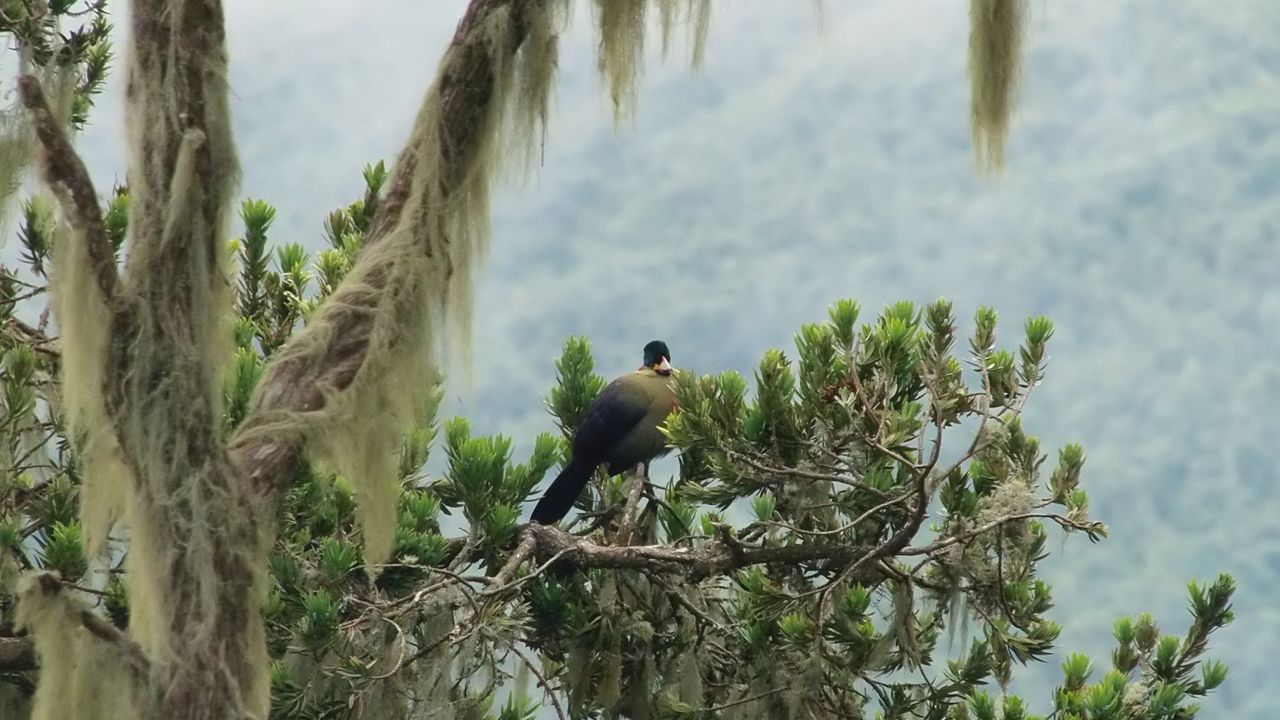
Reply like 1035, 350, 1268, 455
16, 197, 54, 278
0, 1, 113, 131
0, 132, 1236, 720
102, 185, 128, 257
520, 299, 1229, 719
38, 521, 85, 580
547, 336, 607, 440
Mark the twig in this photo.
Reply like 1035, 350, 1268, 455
4, 317, 61, 365
901, 509, 1094, 556
769, 486, 916, 538
491, 534, 536, 586
356, 561, 484, 625
934, 347, 998, 482
706, 687, 785, 713
6, 286, 45, 303
510, 643, 568, 720
656, 576, 727, 633
448, 527, 481, 573
523, 523, 883, 584
368, 616, 410, 680
919, 372, 948, 484
567, 505, 619, 536
993, 527, 1022, 629
7, 428, 59, 476
480, 542, 576, 598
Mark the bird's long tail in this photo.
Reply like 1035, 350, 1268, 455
530, 456, 596, 525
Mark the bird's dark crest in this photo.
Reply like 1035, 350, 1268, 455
642, 340, 670, 367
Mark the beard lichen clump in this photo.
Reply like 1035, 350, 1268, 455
15, 575, 138, 720
0, 110, 36, 231
968, 0, 1027, 171
0, 64, 74, 231
48, 203, 132, 555
242, 1, 572, 567
594, 0, 713, 120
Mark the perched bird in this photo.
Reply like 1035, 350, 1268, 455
531, 340, 678, 525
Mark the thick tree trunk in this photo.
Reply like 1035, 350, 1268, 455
121, 1, 540, 717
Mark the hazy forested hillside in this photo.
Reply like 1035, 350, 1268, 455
18, 0, 1278, 716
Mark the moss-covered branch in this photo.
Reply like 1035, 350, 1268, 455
231, 0, 551, 510
15, 75, 119, 307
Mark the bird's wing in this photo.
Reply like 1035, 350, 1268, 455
571, 377, 651, 457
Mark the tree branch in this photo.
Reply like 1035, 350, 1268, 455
6, 573, 150, 677
613, 467, 647, 546
0, 635, 36, 673
901, 510, 1103, 557
15, 74, 119, 306
491, 534, 536, 586
523, 523, 885, 583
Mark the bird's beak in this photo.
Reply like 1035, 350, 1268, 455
657, 357, 673, 374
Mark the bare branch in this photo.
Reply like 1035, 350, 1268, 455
613, 467, 647, 546
510, 642, 568, 720
728, 450, 892, 497
523, 523, 885, 583
15, 74, 119, 306
706, 687, 786, 713
0, 635, 36, 672
901, 509, 1102, 557
491, 534, 536, 587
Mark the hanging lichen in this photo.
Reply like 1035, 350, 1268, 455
15, 575, 140, 720
689, 0, 713, 68
595, 0, 714, 120
236, 2, 571, 570
0, 61, 72, 234
0, 107, 35, 232
512, 3, 566, 172
49, 203, 130, 555
968, 0, 1026, 171
595, 0, 648, 118
29, 55, 132, 559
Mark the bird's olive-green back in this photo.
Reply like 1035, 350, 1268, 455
573, 367, 677, 472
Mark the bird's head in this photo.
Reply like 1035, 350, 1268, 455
642, 340, 673, 376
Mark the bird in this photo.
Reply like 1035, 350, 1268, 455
530, 340, 678, 525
